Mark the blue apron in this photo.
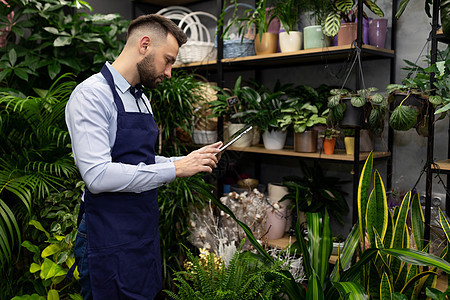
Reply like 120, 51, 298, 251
84, 64, 161, 299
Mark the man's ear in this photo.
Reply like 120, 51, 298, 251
139, 36, 151, 54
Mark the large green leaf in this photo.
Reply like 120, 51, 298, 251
333, 281, 368, 300
439, 208, 450, 243
389, 105, 417, 131
330, 224, 360, 282
323, 13, 341, 37
411, 194, 424, 251
306, 273, 324, 300
366, 170, 388, 248
381, 249, 450, 273
391, 192, 412, 249
380, 272, 392, 300
365, 0, 384, 17
358, 152, 373, 248
40, 258, 67, 280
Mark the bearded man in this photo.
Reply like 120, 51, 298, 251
65, 14, 222, 300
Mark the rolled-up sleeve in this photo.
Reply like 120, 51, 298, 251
65, 77, 178, 194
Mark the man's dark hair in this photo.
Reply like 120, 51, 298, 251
128, 14, 187, 47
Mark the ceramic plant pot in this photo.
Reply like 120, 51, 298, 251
254, 33, 278, 55
338, 22, 358, 46
303, 25, 330, 49
294, 130, 317, 153
265, 207, 287, 240
323, 137, 336, 154
268, 183, 291, 232
344, 136, 355, 155
262, 130, 287, 150
279, 31, 302, 52
369, 18, 388, 48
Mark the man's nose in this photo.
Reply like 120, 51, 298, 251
164, 65, 172, 78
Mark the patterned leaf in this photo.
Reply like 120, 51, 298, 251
365, 0, 384, 17
380, 272, 392, 300
411, 194, 424, 251
323, 13, 341, 37
365, 170, 388, 248
389, 105, 418, 131
358, 152, 373, 249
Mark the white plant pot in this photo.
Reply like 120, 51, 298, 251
228, 123, 252, 148
279, 31, 302, 52
268, 183, 291, 232
265, 207, 287, 240
262, 130, 287, 150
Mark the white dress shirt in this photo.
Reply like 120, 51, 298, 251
66, 63, 180, 196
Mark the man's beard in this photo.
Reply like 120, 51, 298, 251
137, 52, 164, 89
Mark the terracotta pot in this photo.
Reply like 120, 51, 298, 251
338, 22, 358, 46
254, 33, 278, 55
294, 130, 317, 153
323, 137, 336, 154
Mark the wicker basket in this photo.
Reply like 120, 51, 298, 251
177, 11, 217, 64
156, 6, 201, 41
223, 38, 255, 58
222, 3, 256, 58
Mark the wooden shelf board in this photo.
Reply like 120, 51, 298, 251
173, 60, 217, 69
173, 45, 394, 70
437, 29, 450, 44
267, 234, 338, 264
227, 144, 390, 162
432, 159, 450, 172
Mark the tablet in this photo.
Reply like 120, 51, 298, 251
215, 125, 253, 155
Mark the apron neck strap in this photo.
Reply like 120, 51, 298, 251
101, 64, 125, 112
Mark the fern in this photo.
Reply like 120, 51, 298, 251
165, 242, 289, 299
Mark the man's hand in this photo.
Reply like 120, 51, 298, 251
174, 141, 223, 177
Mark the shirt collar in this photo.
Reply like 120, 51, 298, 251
105, 62, 132, 94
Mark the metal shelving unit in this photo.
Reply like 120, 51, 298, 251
135, 0, 397, 226
426, 0, 449, 243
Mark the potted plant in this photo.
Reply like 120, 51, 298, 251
297, 0, 334, 49
209, 76, 260, 147
272, 0, 303, 52
327, 87, 387, 135
319, 127, 340, 154
223, 0, 279, 55
245, 86, 290, 150
389, 46, 450, 136
278, 101, 327, 153
342, 129, 355, 155
281, 161, 349, 226
322, 0, 384, 45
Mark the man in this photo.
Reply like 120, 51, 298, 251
65, 14, 222, 299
